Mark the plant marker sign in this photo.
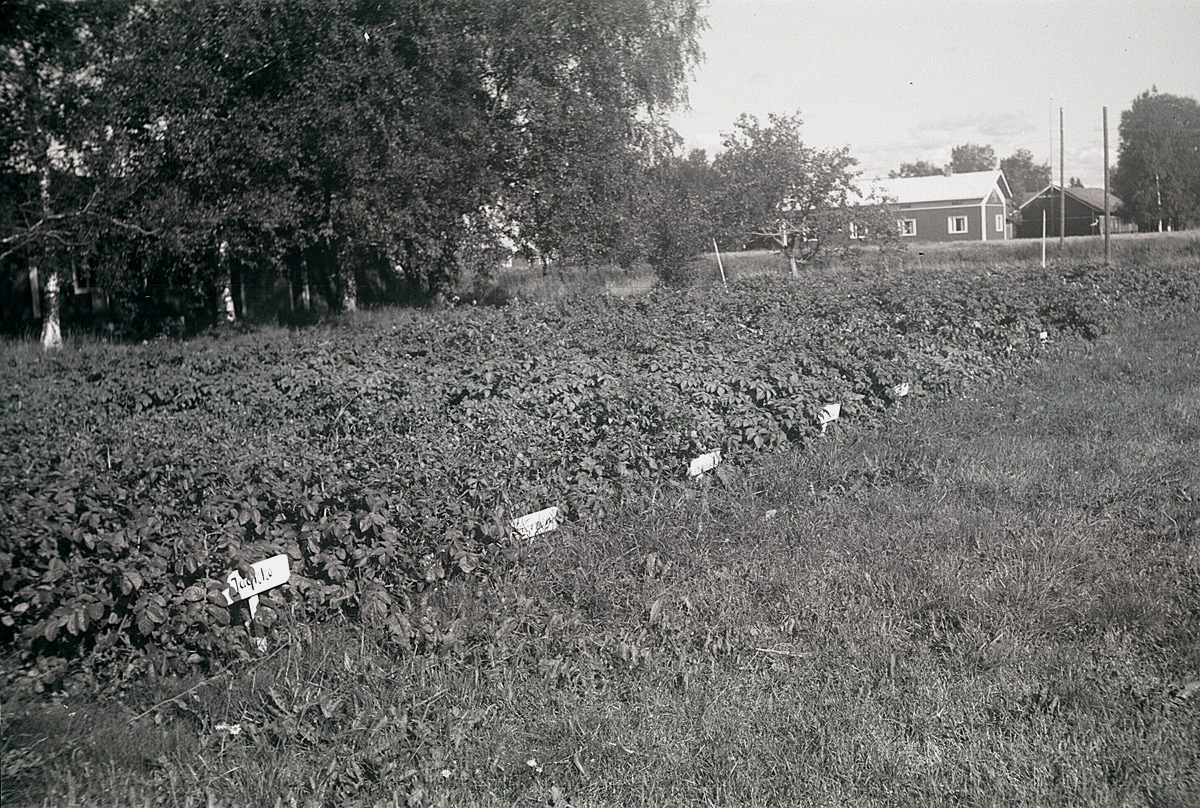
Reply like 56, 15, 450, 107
688, 449, 722, 478
512, 506, 559, 540
221, 553, 290, 620
818, 402, 841, 433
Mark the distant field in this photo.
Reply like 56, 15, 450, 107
483, 231, 1199, 302
2, 233, 1199, 806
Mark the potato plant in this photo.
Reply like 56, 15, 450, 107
2, 260, 1198, 686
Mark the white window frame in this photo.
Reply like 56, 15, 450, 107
948, 215, 968, 234
995, 214, 1004, 233
897, 218, 917, 237
849, 222, 866, 240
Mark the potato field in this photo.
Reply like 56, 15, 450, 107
3, 254, 1200, 688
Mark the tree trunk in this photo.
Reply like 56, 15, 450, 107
40, 267, 62, 350
776, 228, 799, 278
36, 164, 62, 350
237, 264, 247, 320
339, 257, 358, 313
29, 264, 42, 319
217, 240, 237, 322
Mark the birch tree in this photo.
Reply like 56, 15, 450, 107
1, 1, 124, 348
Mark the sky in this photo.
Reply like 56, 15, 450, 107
668, 0, 1200, 187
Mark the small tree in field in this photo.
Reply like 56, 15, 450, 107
714, 113, 862, 277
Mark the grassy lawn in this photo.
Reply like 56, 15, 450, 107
5, 307, 1199, 806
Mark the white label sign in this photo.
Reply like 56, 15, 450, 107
512, 506, 559, 539
891, 382, 910, 398
688, 449, 722, 478
818, 402, 841, 432
222, 554, 291, 608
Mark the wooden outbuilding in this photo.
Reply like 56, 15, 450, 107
1015, 185, 1136, 238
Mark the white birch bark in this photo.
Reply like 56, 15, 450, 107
217, 240, 236, 322
37, 166, 62, 350
40, 268, 62, 350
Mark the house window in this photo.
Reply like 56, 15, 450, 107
995, 214, 1004, 233
948, 216, 968, 234
849, 222, 866, 240
897, 219, 917, 237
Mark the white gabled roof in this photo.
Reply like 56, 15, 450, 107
856, 170, 1010, 205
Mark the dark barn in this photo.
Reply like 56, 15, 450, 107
1016, 185, 1136, 238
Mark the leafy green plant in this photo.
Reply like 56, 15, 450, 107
2, 253, 1199, 686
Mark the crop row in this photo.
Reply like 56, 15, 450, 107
2, 259, 1198, 685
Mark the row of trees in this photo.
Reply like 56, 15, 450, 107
3, 0, 713, 343
891, 143, 1051, 200
17, 4, 1186, 345
3, 1, 900, 347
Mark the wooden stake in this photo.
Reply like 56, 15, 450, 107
712, 239, 728, 292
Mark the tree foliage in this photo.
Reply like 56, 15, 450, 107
103, 0, 515, 306
893, 147, 1040, 196
1, 2, 119, 257
492, 0, 705, 268
890, 160, 943, 178
2, 0, 707, 328
0, 2, 137, 345
1000, 148, 1051, 199
643, 147, 721, 286
1112, 89, 1200, 231
950, 143, 997, 173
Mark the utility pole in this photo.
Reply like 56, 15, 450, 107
1103, 107, 1110, 266
1059, 107, 1065, 248
1047, 96, 1055, 240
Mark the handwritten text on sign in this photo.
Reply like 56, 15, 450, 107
222, 554, 291, 606
512, 506, 559, 539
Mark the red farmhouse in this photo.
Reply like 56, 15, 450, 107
856, 170, 1013, 243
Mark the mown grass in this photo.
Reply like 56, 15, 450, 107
5, 300, 1199, 806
